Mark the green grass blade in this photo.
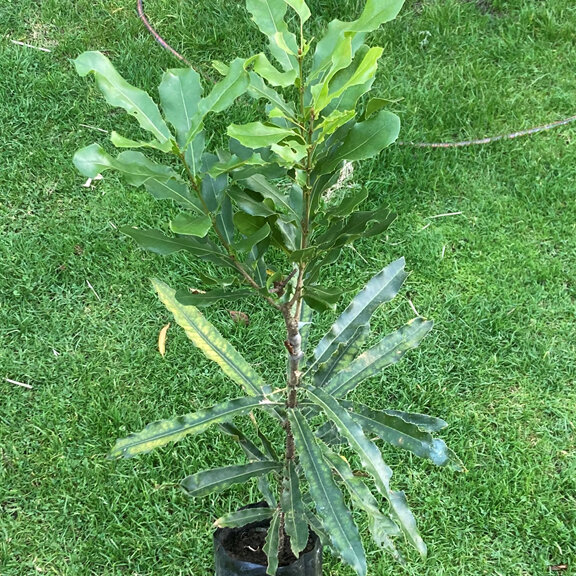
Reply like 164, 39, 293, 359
289, 409, 367, 576
214, 507, 274, 528
181, 461, 282, 498
281, 461, 309, 557
310, 258, 407, 372
325, 317, 433, 398
110, 396, 269, 458
152, 279, 267, 395
74, 51, 171, 143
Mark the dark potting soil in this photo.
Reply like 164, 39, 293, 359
221, 524, 315, 567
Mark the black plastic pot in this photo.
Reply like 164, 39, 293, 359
214, 513, 322, 576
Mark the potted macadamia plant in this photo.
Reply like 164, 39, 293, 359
73, 0, 460, 574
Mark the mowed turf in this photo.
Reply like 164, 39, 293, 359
1, 0, 575, 574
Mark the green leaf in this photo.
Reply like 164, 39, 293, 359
312, 324, 369, 387
263, 508, 281, 576
323, 447, 403, 562
310, 0, 405, 79
344, 401, 452, 465
241, 174, 297, 219
181, 461, 282, 498
152, 279, 268, 395
311, 258, 407, 372
121, 228, 233, 267
74, 51, 171, 142
247, 72, 296, 118
228, 122, 296, 149
170, 213, 212, 237
305, 386, 427, 558
214, 506, 274, 528
253, 53, 298, 87
219, 422, 267, 461
313, 46, 383, 113
303, 285, 344, 312
229, 188, 278, 218
299, 300, 314, 356
325, 188, 369, 219
73, 144, 175, 185
158, 68, 203, 148
314, 110, 400, 175
383, 410, 448, 433
288, 409, 366, 575
283, 0, 310, 22
184, 58, 249, 145
246, 0, 299, 72
325, 317, 433, 398
314, 206, 395, 252
234, 223, 271, 253
110, 396, 268, 458
109, 131, 172, 152
281, 461, 309, 557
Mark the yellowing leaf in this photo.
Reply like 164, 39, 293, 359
158, 323, 170, 357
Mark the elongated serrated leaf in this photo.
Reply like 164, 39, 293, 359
159, 68, 203, 148
383, 410, 448, 433
326, 317, 433, 398
305, 386, 426, 557
228, 122, 295, 149
246, 0, 299, 72
214, 506, 274, 528
315, 110, 400, 176
306, 386, 392, 488
289, 409, 366, 575
311, 258, 407, 372
219, 422, 267, 461
152, 279, 267, 395
181, 461, 282, 498
263, 508, 281, 576
170, 213, 212, 237
312, 324, 369, 387
110, 396, 267, 458
388, 490, 427, 557
73, 144, 175, 185
322, 446, 403, 561
74, 51, 171, 142
121, 227, 233, 268
343, 400, 451, 466
281, 461, 309, 557
175, 287, 253, 308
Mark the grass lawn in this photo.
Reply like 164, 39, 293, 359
1, 0, 575, 574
